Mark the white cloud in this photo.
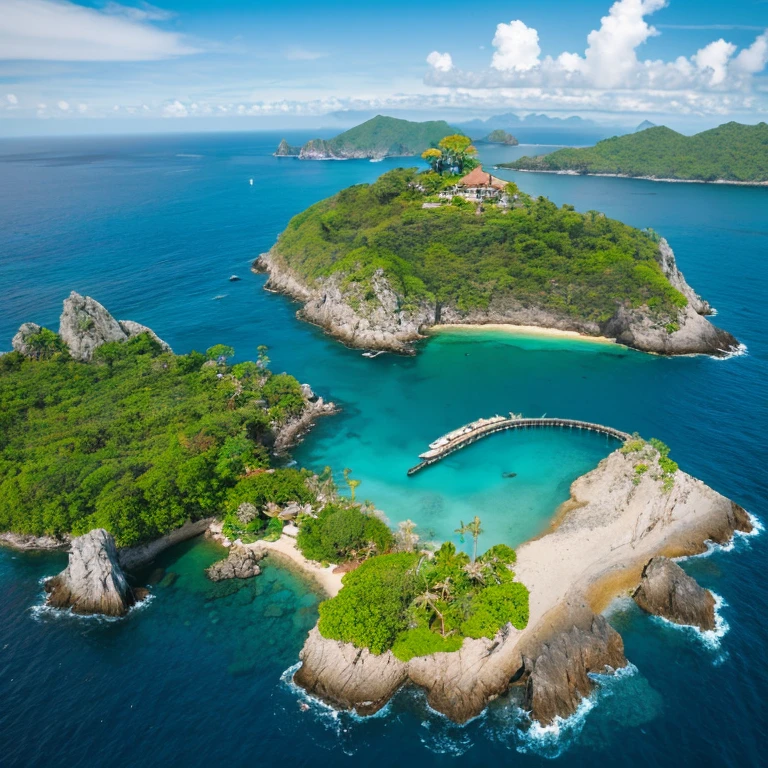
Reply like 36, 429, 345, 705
6, 93, 18, 105
491, 20, 541, 72
77, 103, 88, 113
0, 0, 199, 61
427, 51, 453, 72
162, 99, 188, 117
102, 2, 174, 22
693, 39, 737, 85
423, 0, 768, 115
734, 32, 768, 74
57, 100, 70, 111
284, 47, 328, 61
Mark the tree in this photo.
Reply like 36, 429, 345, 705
438, 134, 478, 173
397, 519, 419, 552
414, 584, 446, 636
343, 467, 361, 502
206, 344, 234, 362
421, 148, 443, 173
463, 560, 486, 585
257, 344, 270, 369
455, 516, 483, 563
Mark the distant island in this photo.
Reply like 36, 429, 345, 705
275, 115, 458, 160
255, 166, 738, 356
635, 120, 656, 132
481, 129, 519, 146
499, 122, 768, 184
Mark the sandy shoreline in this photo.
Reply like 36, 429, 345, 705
256, 535, 343, 598
430, 322, 618, 346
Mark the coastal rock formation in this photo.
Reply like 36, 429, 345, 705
293, 443, 752, 725
0, 531, 70, 551
45, 529, 137, 617
633, 556, 716, 631
58, 292, 172, 361
294, 626, 409, 716
272, 388, 338, 454
274, 139, 301, 157
205, 544, 265, 581
521, 615, 627, 725
255, 238, 738, 357
11, 322, 42, 356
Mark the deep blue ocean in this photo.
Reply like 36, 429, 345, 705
0, 132, 766, 766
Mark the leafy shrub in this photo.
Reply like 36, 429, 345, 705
480, 543, 517, 565
391, 627, 463, 661
297, 503, 393, 563
318, 553, 419, 653
460, 582, 530, 639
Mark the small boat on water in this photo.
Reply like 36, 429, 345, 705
229, 275, 241, 282
249, 178, 254, 186
362, 350, 385, 358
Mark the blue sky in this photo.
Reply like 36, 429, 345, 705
1, 0, 767, 134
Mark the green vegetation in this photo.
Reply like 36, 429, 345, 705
483, 129, 518, 146
502, 122, 768, 183
296, 503, 394, 564
621, 435, 679, 491
421, 134, 479, 174
0, 333, 310, 546
273, 167, 688, 325
277, 115, 458, 159
317, 526, 530, 659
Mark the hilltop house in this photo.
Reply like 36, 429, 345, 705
439, 167, 509, 202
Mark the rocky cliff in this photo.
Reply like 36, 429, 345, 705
12, 292, 172, 362
292, 443, 752, 725
255, 238, 739, 357
45, 529, 139, 617
633, 556, 716, 631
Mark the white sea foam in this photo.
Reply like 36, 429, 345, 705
30, 582, 155, 623
674, 510, 762, 561
650, 592, 729, 651
711, 342, 748, 360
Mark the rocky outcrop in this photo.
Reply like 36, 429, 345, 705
58, 292, 172, 362
521, 615, 627, 725
294, 626, 409, 716
205, 544, 265, 581
273, 393, 339, 454
256, 238, 739, 357
274, 139, 301, 157
45, 529, 137, 617
11, 323, 42, 356
0, 531, 70, 551
633, 556, 716, 630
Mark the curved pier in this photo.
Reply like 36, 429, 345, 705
407, 417, 632, 475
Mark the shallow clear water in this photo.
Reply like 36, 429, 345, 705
0, 133, 766, 766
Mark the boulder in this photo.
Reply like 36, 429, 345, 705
633, 556, 716, 631
205, 545, 265, 581
521, 615, 627, 726
45, 529, 137, 617
58, 291, 171, 361
293, 626, 408, 716
11, 322, 42, 356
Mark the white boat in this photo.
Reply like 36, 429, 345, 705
362, 350, 385, 359
249, 178, 254, 186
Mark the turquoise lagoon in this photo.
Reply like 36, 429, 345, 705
0, 133, 766, 766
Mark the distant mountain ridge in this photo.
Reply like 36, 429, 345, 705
275, 115, 457, 160
500, 122, 768, 184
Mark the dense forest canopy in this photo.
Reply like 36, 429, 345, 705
503, 122, 768, 182
0, 334, 309, 546
273, 167, 686, 323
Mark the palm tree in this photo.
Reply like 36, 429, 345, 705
463, 561, 486, 585
343, 468, 361, 502
433, 577, 453, 602
413, 586, 446, 637
455, 515, 483, 563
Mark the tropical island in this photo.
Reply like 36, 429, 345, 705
0, 293, 755, 728
481, 128, 519, 146
499, 122, 768, 184
254, 159, 738, 356
274, 115, 457, 161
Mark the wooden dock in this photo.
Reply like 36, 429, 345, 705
407, 417, 631, 476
